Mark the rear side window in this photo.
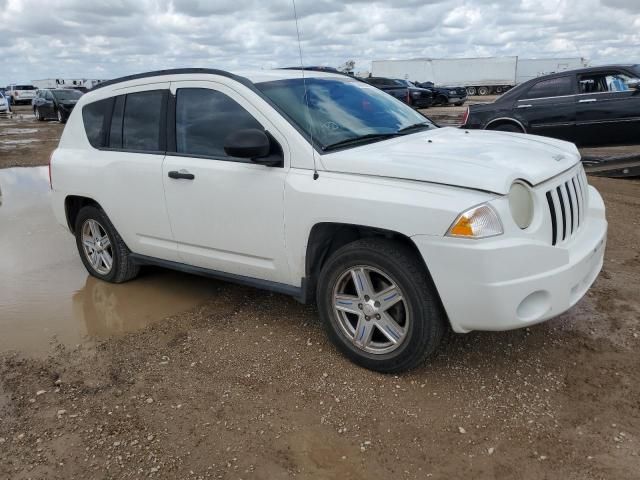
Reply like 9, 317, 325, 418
82, 98, 113, 148
122, 90, 166, 152
175, 88, 263, 159
524, 77, 573, 99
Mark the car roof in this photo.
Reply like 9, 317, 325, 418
527, 64, 638, 80
91, 67, 345, 93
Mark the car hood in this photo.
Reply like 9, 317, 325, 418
319, 127, 581, 194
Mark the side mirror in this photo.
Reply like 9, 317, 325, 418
628, 79, 640, 90
224, 128, 282, 167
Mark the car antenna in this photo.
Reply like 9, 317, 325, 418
292, 0, 319, 180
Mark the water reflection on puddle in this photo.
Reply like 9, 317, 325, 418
0, 167, 215, 356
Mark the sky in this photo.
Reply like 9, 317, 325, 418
0, 0, 638, 85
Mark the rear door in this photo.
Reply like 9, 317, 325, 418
514, 75, 577, 142
575, 69, 640, 146
162, 81, 290, 283
80, 84, 179, 262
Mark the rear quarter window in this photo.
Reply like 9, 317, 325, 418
82, 98, 113, 148
524, 76, 573, 99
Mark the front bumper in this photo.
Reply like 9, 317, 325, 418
447, 96, 467, 104
413, 185, 607, 333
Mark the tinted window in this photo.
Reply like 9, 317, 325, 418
82, 98, 113, 148
109, 95, 125, 148
176, 88, 263, 158
52, 89, 82, 102
122, 90, 165, 152
525, 77, 573, 99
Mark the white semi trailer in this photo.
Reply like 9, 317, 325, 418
31, 78, 108, 90
370, 56, 588, 95
515, 58, 588, 84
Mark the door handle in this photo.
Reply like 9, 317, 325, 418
168, 170, 195, 180
579, 98, 597, 103
517, 104, 532, 108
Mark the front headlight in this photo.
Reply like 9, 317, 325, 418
446, 204, 503, 239
509, 181, 534, 229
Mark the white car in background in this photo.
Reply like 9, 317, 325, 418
0, 92, 9, 113
50, 68, 607, 372
6, 84, 37, 105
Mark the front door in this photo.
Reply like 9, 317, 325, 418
575, 70, 640, 146
162, 81, 291, 284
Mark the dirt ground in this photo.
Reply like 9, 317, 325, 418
1, 103, 640, 479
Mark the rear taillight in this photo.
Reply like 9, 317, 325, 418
461, 107, 469, 126
48, 151, 54, 189
15, 91, 19, 97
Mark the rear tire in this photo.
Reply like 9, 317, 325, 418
317, 238, 446, 373
35, 107, 43, 121
74, 205, 140, 283
478, 86, 491, 96
436, 95, 448, 106
57, 109, 65, 123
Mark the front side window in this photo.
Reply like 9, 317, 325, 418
175, 88, 263, 158
82, 98, 113, 148
525, 77, 573, 99
122, 90, 165, 152
256, 77, 435, 150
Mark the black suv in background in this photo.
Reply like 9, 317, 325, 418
363, 77, 434, 108
32, 88, 83, 123
414, 81, 467, 106
462, 65, 640, 147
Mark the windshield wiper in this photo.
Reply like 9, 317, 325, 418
322, 133, 401, 152
397, 122, 432, 134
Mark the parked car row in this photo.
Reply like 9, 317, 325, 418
462, 64, 640, 147
362, 77, 435, 108
415, 81, 468, 106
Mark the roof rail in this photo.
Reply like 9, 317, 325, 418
91, 68, 253, 91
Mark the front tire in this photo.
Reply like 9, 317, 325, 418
57, 109, 65, 123
74, 206, 140, 283
35, 107, 43, 121
317, 238, 446, 373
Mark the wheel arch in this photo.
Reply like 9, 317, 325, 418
302, 222, 443, 309
485, 117, 526, 133
65, 195, 101, 234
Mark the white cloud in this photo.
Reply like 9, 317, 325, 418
0, 0, 637, 84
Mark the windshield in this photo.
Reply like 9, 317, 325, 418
15, 85, 35, 90
256, 78, 435, 151
52, 89, 82, 101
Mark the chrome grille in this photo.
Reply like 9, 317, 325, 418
544, 167, 588, 246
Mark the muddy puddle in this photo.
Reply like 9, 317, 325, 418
0, 167, 216, 356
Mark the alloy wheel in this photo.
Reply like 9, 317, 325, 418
332, 265, 409, 355
81, 219, 114, 275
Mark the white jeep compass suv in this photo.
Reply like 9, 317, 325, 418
51, 68, 607, 372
